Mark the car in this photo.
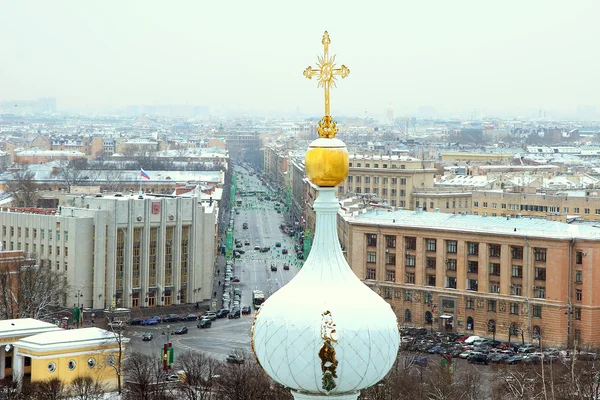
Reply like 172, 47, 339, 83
142, 332, 153, 341
164, 314, 180, 323
254, 245, 261, 250
409, 356, 428, 367
275, 242, 282, 247
271, 265, 277, 271
507, 355, 524, 365
244, 240, 250, 245
235, 210, 240, 215
243, 224, 248, 230
226, 354, 244, 364
228, 309, 241, 319
142, 318, 159, 326
174, 326, 188, 335
282, 249, 288, 254
151, 316, 162, 324
232, 276, 240, 282
236, 243, 243, 248
283, 264, 290, 270
183, 314, 198, 321
234, 288, 242, 296
242, 306, 252, 315
197, 319, 212, 328
201, 312, 217, 321
128, 318, 144, 326
260, 247, 270, 253
216, 308, 230, 318
518, 344, 537, 353
467, 353, 488, 365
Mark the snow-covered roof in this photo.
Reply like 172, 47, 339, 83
0, 318, 63, 341
15, 327, 129, 352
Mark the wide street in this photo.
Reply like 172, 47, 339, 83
127, 165, 302, 360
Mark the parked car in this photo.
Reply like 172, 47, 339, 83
183, 314, 198, 321
282, 249, 288, 254
228, 309, 241, 319
216, 308, 230, 318
507, 355, 524, 365
128, 318, 144, 326
226, 354, 244, 364
260, 247, 270, 253
244, 240, 250, 245
142, 332, 153, 341
232, 276, 240, 282
283, 264, 290, 270
275, 242, 282, 247
197, 319, 212, 328
201, 312, 217, 321
164, 314, 180, 323
174, 326, 188, 335
151, 316, 162, 324
271, 265, 277, 271
467, 352, 488, 365
254, 245, 261, 250
241, 306, 252, 315
142, 318, 159, 326
518, 344, 537, 353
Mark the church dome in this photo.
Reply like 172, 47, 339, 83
251, 188, 400, 399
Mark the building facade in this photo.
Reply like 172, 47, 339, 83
0, 195, 217, 309
343, 209, 600, 348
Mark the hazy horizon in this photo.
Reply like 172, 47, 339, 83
1, 1, 599, 119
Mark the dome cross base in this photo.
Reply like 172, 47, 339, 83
291, 390, 359, 400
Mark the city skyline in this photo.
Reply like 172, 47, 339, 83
1, 1, 599, 119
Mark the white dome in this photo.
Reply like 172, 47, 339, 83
251, 188, 400, 399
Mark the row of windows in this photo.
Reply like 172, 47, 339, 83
415, 200, 470, 209
473, 202, 599, 216
0, 241, 69, 257
347, 176, 408, 185
349, 162, 409, 169
1, 226, 69, 242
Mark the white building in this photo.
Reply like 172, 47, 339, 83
0, 194, 218, 309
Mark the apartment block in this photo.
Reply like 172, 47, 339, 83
343, 209, 600, 348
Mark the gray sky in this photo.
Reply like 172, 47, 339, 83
1, 0, 599, 118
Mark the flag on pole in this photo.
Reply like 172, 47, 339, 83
140, 168, 150, 180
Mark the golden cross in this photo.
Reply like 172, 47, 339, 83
303, 31, 350, 138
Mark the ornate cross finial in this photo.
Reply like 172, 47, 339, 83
303, 31, 350, 138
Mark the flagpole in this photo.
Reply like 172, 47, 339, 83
139, 168, 143, 196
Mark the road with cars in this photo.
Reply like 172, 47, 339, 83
127, 164, 303, 360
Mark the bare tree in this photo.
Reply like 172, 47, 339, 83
24, 378, 67, 400
4, 168, 40, 207
122, 351, 172, 400
102, 322, 128, 396
175, 351, 220, 400
53, 158, 88, 193
69, 376, 105, 400
0, 257, 69, 320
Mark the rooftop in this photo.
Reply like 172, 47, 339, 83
348, 209, 600, 240
15, 327, 129, 351
0, 318, 63, 340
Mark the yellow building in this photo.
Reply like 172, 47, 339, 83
3, 321, 128, 391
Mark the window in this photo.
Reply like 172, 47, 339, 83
489, 282, 500, 294
367, 251, 376, 263
532, 305, 542, 318
574, 307, 581, 321
446, 277, 457, 289
426, 257, 436, 269
384, 287, 393, 299
511, 246, 523, 260
64, 247, 68, 256
446, 259, 457, 271
489, 263, 500, 276
574, 207, 580, 214
385, 270, 396, 282
405, 255, 416, 267
405, 272, 415, 284
483, 202, 488, 208
534, 267, 546, 281
425, 311, 433, 324
489, 244, 501, 258
426, 239, 436, 252
367, 234, 377, 247
576, 252, 583, 265
488, 319, 496, 333
575, 270, 582, 283
534, 248, 547, 262
365, 177, 370, 184
385, 252, 396, 265
385, 235, 396, 248
404, 309, 412, 322
511, 284, 522, 296
48, 362, 56, 373
366, 268, 376, 280
446, 240, 457, 254
585, 208, 590, 214
65, 231, 68, 242
474, 201, 479, 207
533, 286, 546, 299
467, 242, 479, 255
467, 279, 478, 291
404, 290, 412, 302
405, 237, 416, 250
426, 275, 436, 286
400, 178, 406, 185
467, 261, 478, 273
49, 230, 52, 240
596, 209, 600, 216
576, 288, 582, 302
511, 265, 523, 278
391, 178, 397, 185
383, 177, 388, 184
56, 246, 60, 256
488, 300, 497, 312
510, 302, 519, 315
424, 292, 433, 304
466, 297, 475, 309
68, 360, 76, 370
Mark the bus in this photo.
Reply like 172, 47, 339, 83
252, 290, 265, 307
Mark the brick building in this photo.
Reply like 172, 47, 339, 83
342, 209, 600, 348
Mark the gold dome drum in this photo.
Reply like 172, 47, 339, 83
305, 137, 348, 187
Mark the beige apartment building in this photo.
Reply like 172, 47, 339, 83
339, 155, 436, 209
472, 190, 600, 221
342, 209, 600, 348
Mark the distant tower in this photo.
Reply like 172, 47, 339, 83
386, 104, 394, 126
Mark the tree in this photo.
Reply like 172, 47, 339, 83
0, 257, 69, 320
24, 378, 67, 400
175, 351, 220, 400
69, 376, 105, 400
102, 322, 128, 396
53, 158, 88, 193
4, 168, 40, 207
122, 351, 171, 400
